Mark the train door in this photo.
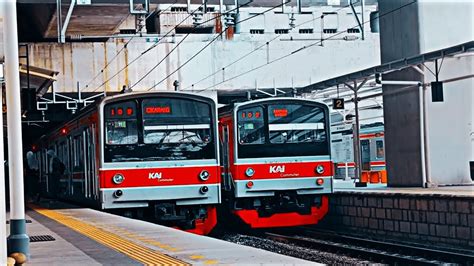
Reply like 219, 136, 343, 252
72, 134, 85, 197
360, 139, 371, 171
221, 124, 231, 191
84, 127, 98, 200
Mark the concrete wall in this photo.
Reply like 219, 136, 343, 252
25, 5, 380, 93
379, 0, 424, 187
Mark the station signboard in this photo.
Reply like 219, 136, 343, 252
332, 98, 344, 110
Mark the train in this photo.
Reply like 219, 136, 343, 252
218, 98, 333, 228
331, 123, 386, 183
34, 92, 220, 235
31, 92, 334, 234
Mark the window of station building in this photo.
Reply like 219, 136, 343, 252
268, 104, 326, 144
104, 101, 138, 145
323, 29, 337, 34
299, 28, 314, 34
376, 140, 385, 159
237, 106, 265, 145
250, 29, 264, 34
347, 28, 360, 33
275, 29, 289, 34
170, 6, 187, 12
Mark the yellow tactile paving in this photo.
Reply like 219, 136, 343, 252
30, 205, 190, 266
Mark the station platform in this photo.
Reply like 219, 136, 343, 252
14, 202, 313, 265
334, 180, 474, 197
321, 183, 474, 249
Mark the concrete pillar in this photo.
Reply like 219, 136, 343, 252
379, 0, 424, 187
3, 0, 30, 256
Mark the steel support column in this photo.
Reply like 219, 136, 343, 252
3, 0, 30, 257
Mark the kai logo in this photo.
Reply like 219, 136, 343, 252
269, 165, 285, 174
148, 172, 163, 179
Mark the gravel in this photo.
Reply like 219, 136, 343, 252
213, 231, 374, 265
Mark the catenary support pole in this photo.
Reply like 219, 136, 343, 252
3, 0, 30, 257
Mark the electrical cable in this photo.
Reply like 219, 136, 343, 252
127, 0, 254, 90
195, 0, 417, 93
83, 0, 179, 91
144, 0, 291, 91
91, 2, 205, 92
183, 1, 360, 90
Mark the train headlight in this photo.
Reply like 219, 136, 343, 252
112, 174, 125, 184
200, 186, 209, 194
199, 170, 210, 181
245, 167, 255, 177
316, 178, 325, 186
315, 165, 325, 175
246, 181, 254, 189
113, 190, 123, 198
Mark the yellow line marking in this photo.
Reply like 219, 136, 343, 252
189, 255, 205, 260
204, 260, 219, 265
30, 205, 190, 265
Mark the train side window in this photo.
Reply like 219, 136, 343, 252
376, 140, 384, 159
73, 135, 84, 172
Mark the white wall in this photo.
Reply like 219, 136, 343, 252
418, 0, 474, 53
424, 55, 474, 185
417, 0, 474, 185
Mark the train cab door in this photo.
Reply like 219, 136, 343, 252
221, 125, 232, 191
360, 139, 371, 171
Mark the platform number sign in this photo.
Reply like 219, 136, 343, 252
333, 98, 344, 110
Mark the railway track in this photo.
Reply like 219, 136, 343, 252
265, 228, 474, 265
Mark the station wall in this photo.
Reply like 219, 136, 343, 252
24, 5, 380, 94
379, 0, 473, 186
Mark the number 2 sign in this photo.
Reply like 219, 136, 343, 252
333, 98, 344, 110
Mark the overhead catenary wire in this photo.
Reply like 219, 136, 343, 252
128, 0, 254, 90
183, 1, 360, 90
91, 2, 205, 92
83, 0, 180, 91
92, 1, 253, 92
144, 0, 291, 91
195, 0, 418, 93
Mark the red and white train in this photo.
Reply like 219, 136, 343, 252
331, 123, 386, 183
34, 92, 220, 235
218, 98, 333, 228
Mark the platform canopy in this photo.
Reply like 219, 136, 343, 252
299, 40, 474, 94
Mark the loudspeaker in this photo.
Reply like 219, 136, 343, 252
431, 81, 444, 102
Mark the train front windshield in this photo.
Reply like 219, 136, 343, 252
104, 97, 215, 162
237, 102, 329, 158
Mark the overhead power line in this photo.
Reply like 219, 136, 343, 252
143, 0, 291, 91
183, 0, 360, 90
195, 0, 418, 93
83, 0, 179, 91
92, 1, 253, 92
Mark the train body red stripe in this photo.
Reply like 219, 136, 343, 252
234, 161, 333, 180
100, 165, 220, 188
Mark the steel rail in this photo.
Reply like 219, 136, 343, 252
266, 228, 474, 265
